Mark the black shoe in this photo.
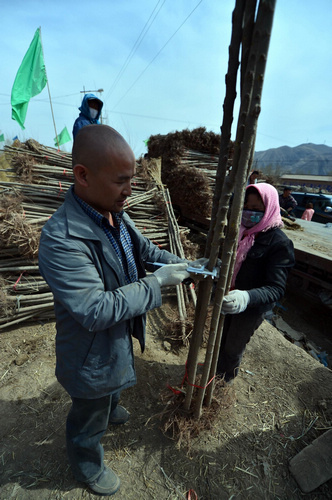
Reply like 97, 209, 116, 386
109, 405, 130, 425
225, 378, 234, 386
216, 372, 234, 386
87, 466, 120, 496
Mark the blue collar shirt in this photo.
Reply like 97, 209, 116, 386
73, 191, 138, 285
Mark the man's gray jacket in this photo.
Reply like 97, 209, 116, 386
38, 187, 182, 399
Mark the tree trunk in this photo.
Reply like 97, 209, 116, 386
185, 0, 277, 417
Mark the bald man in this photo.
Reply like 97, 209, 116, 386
38, 125, 190, 495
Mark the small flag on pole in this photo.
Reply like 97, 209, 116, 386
12, 136, 18, 141
11, 27, 47, 129
0, 134, 4, 142
54, 127, 71, 147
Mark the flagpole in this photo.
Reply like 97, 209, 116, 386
38, 27, 60, 150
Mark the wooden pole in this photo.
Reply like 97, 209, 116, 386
38, 27, 59, 149
183, 0, 246, 412
204, 0, 277, 411
183, 0, 277, 417
205, 0, 246, 256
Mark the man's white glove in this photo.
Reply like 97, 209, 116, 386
153, 263, 190, 287
221, 290, 250, 314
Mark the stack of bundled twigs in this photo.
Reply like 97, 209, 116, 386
0, 142, 195, 330
147, 128, 234, 222
4, 139, 72, 184
180, 149, 219, 189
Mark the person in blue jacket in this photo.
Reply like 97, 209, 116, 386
38, 124, 198, 496
72, 93, 103, 139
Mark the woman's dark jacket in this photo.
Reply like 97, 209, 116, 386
235, 227, 295, 314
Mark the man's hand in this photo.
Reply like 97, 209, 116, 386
221, 290, 250, 314
153, 263, 190, 287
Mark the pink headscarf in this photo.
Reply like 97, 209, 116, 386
231, 183, 283, 288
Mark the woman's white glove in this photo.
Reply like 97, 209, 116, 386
221, 290, 250, 314
153, 263, 190, 287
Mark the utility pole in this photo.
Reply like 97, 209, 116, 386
80, 87, 104, 123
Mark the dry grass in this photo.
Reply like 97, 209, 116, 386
0, 194, 24, 221
157, 378, 235, 454
180, 232, 199, 261
0, 151, 14, 182
0, 213, 40, 258
138, 157, 162, 187
164, 164, 213, 218
147, 127, 222, 158
0, 286, 14, 316
158, 301, 214, 348
1, 313, 332, 498
146, 128, 232, 221
11, 153, 36, 183
281, 217, 303, 230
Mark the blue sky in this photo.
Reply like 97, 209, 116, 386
1, 0, 331, 158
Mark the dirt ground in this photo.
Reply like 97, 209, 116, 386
0, 294, 332, 500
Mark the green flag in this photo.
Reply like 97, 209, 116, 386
54, 127, 71, 147
0, 134, 4, 142
11, 28, 47, 129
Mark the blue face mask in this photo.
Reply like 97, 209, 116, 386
89, 107, 98, 119
241, 209, 264, 228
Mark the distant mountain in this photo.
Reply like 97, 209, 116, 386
254, 143, 332, 176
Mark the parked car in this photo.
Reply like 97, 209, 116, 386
291, 192, 332, 224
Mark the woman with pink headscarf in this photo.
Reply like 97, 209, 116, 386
217, 183, 295, 383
